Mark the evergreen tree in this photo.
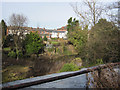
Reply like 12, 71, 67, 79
43, 35, 47, 41
1, 20, 7, 39
24, 32, 44, 56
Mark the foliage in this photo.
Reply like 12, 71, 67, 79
17, 50, 23, 58
60, 62, 79, 72
43, 35, 47, 41
88, 18, 119, 63
3, 47, 11, 51
24, 32, 44, 55
3, 34, 14, 48
67, 17, 88, 58
1, 20, 7, 38
96, 59, 103, 65
51, 38, 57, 40
8, 51, 16, 58
67, 17, 80, 32
47, 48, 54, 52
50, 41, 60, 46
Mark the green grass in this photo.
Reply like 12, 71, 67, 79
51, 38, 58, 40
2, 65, 30, 83
60, 63, 79, 72
50, 41, 60, 45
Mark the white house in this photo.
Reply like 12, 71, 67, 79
51, 30, 68, 39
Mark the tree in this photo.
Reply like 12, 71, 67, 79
1, 20, 7, 38
71, 0, 106, 28
43, 35, 47, 41
67, 17, 88, 60
3, 34, 14, 48
105, 1, 119, 27
8, 13, 28, 28
8, 13, 28, 60
1, 20, 7, 46
24, 32, 44, 56
88, 19, 119, 63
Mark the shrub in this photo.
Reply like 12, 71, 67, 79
18, 50, 23, 58
60, 63, 79, 72
3, 47, 11, 51
8, 51, 16, 58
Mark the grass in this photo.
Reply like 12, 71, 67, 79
60, 62, 79, 72
2, 65, 30, 83
50, 41, 60, 45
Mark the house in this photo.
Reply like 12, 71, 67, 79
7, 26, 68, 39
51, 30, 68, 39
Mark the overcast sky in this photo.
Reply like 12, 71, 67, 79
1, 0, 118, 29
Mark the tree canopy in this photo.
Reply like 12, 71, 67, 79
24, 32, 44, 56
67, 17, 88, 57
88, 18, 119, 63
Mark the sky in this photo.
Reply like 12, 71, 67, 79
1, 0, 118, 29
2, 2, 78, 29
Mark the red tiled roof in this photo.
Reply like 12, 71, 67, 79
57, 29, 67, 31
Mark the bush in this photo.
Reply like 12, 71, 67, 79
17, 50, 23, 58
60, 63, 79, 72
8, 50, 23, 58
3, 47, 11, 51
8, 51, 16, 58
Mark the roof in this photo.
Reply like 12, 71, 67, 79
7, 26, 67, 32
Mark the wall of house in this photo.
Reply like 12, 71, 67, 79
7, 27, 68, 39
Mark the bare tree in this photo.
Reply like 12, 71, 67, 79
9, 13, 28, 28
71, 0, 106, 28
106, 1, 120, 27
8, 13, 28, 60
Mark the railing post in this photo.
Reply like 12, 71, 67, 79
98, 67, 101, 79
